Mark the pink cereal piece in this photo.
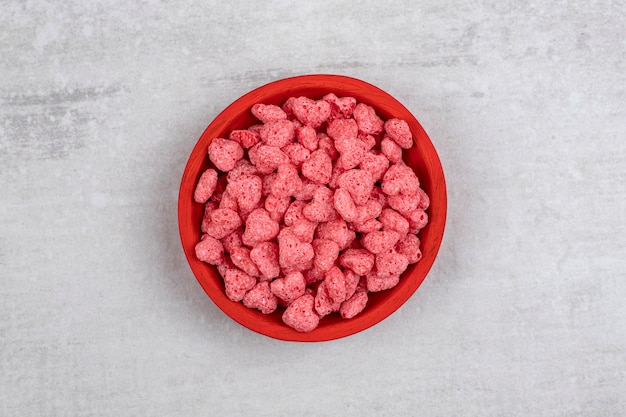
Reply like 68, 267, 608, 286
253, 145, 290, 174
376, 249, 410, 277
290, 219, 317, 243
208, 138, 244, 172
359, 133, 377, 151
326, 118, 358, 142
230, 246, 260, 277
296, 125, 319, 151
195, 234, 224, 265
270, 271, 306, 305
379, 208, 410, 238
260, 119, 295, 148
205, 208, 242, 239
283, 294, 320, 332
226, 159, 258, 183
226, 174, 263, 212
317, 133, 339, 160
242, 208, 280, 247
277, 229, 315, 272
223, 268, 257, 302
247, 124, 264, 135
395, 233, 422, 264
305, 267, 326, 285
333, 188, 359, 222
314, 281, 341, 317
325, 266, 347, 304
303, 186, 338, 222
388, 192, 419, 215
336, 169, 374, 205
366, 270, 401, 292
361, 230, 401, 254
281, 97, 297, 118
261, 172, 276, 196
201, 201, 218, 233
283, 200, 307, 226
291, 97, 331, 128
416, 187, 430, 210
340, 290, 368, 319
356, 200, 383, 223
243, 281, 278, 314
251, 103, 287, 123
352, 218, 383, 233
343, 269, 360, 300
384, 118, 413, 149
293, 178, 318, 201
405, 208, 429, 233
194, 168, 218, 203
250, 241, 280, 280
381, 136, 403, 164
270, 163, 303, 198
316, 219, 356, 250
335, 136, 369, 170
247, 142, 262, 167
359, 151, 390, 183
221, 228, 243, 253
264, 194, 291, 223
216, 256, 235, 278
370, 186, 388, 208
239, 196, 265, 224
311, 239, 340, 273
328, 164, 347, 190
381, 163, 420, 196
339, 248, 375, 276
323, 93, 357, 120
218, 190, 238, 211
281, 142, 311, 168
229, 129, 260, 149
353, 103, 384, 135
301, 149, 332, 184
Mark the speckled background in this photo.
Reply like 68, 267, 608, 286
1, 1, 625, 416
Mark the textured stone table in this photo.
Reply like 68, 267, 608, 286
1, 1, 624, 416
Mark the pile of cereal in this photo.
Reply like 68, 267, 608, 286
193, 94, 429, 332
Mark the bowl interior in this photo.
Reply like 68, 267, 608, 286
178, 74, 446, 342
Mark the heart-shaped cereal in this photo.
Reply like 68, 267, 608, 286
270, 271, 306, 304
242, 208, 280, 247
291, 97, 331, 128
277, 229, 315, 272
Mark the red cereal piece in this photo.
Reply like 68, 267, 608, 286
395, 233, 422, 264
218, 190, 238, 211
343, 269, 360, 300
381, 163, 420, 196
283, 294, 320, 332
292, 178, 318, 201
296, 125, 318, 151
316, 219, 356, 250
336, 169, 374, 205
352, 218, 383, 233
195, 234, 224, 265
277, 229, 315, 273
264, 194, 291, 223
229, 129, 260, 148
333, 188, 359, 222
387, 192, 419, 215
251, 103, 287, 123
221, 228, 243, 253
242, 208, 280, 247
314, 281, 341, 317
303, 186, 338, 222
223, 268, 257, 302
226, 174, 263, 212
334, 136, 369, 170
260, 119, 295, 148
325, 266, 346, 303
253, 145, 290, 174
323, 93, 357, 120
361, 230, 401, 254
416, 187, 430, 210
208, 138, 244, 172
230, 246, 260, 277
381, 136, 403, 164
291, 97, 331, 128
290, 219, 317, 243
340, 290, 368, 319
201, 201, 218, 233
270, 163, 303, 198
312, 239, 340, 273
326, 118, 358, 142
283, 200, 307, 226
353, 103, 384, 135
194, 168, 218, 203
317, 133, 339, 160
270, 271, 306, 305
281, 142, 311, 168
376, 249, 409, 277
384, 118, 413, 149
359, 133, 377, 151
405, 208, 429, 233
243, 281, 278, 314
301, 149, 332, 184
339, 248, 375, 276
366, 270, 401, 292
250, 241, 280, 280
205, 208, 242, 239
379, 208, 410, 238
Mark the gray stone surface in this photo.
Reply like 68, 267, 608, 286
1, 1, 625, 416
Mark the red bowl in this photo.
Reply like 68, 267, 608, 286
178, 74, 446, 342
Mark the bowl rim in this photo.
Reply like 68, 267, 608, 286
178, 74, 447, 342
